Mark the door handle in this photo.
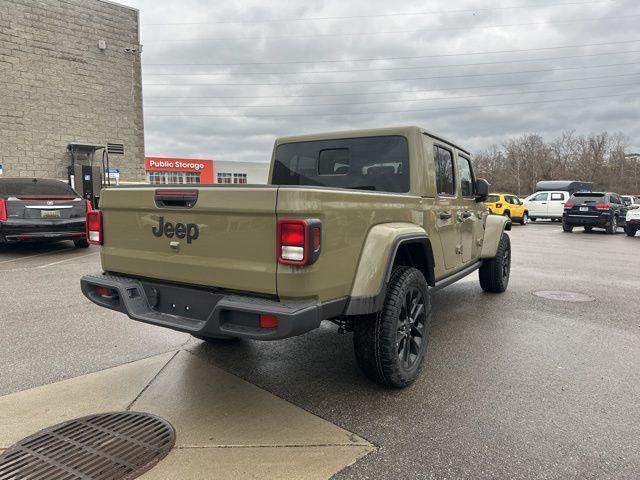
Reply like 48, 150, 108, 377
439, 211, 452, 220
541, 202, 547, 204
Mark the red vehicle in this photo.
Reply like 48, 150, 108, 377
0, 178, 91, 248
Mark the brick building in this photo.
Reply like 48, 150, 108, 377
0, 0, 145, 182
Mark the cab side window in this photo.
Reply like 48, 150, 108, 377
532, 193, 548, 201
434, 146, 455, 196
457, 155, 474, 198
550, 193, 564, 201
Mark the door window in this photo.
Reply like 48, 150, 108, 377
531, 192, 548, 201
434, 146, 455, 196
457, 155, 474, 198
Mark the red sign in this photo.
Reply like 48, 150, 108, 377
145, 157, 214, 184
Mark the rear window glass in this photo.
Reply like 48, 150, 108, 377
570, 193, 606, 202
272, 136, 409, 193
486, 195, 500, 203
0, 179, 77, 197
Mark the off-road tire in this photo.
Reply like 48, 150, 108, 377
605, 216, 617, 234
625, 225, 637, 237
562, 222, 573, 232
584, 226, 593, 232
479, 233, 511, 293
73, 238, 90, 248
353, 266, 431, 389
520, 212, 528, 225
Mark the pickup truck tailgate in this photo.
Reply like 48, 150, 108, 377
100, 186, 278, 295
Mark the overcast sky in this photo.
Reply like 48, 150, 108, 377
119, 0, 639, 162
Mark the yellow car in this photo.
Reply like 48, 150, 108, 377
485, 193, 529, 225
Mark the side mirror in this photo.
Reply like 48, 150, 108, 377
474, 178, 490, 202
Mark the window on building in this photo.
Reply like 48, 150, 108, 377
217, 172, 233, 184
233, 173, 247, 184
146, 171, 201, 185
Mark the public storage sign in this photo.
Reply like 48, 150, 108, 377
145, 157, 214, 184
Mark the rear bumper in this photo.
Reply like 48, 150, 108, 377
0, 219, 86, 243
80, 273, 346, 341
562, 213, 610, 227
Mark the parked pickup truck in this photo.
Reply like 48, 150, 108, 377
81, 127, 511, 388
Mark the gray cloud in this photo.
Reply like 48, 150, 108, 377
120, 0, 640, 161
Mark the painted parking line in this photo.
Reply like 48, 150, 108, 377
0, 350, 374, 479
0, 251, 99, 272
0, 245, 75, 264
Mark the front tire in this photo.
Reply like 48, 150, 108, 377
353, 266, 431, 389
479, 233, 511, 293
530, 217, 537, 222
625, 225, 637, 237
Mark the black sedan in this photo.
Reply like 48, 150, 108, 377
0, 178, 90, 248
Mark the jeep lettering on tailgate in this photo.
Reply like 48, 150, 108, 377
152, 216, 199, 243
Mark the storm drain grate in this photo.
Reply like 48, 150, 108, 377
0, 412, 175, 480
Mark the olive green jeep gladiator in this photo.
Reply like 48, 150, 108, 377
81, 127, 511, 388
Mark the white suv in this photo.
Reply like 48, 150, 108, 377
625, 205, 640, 237
524, 191, 570, 222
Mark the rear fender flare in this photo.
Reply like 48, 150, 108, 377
345, 223, 434, 316
480, 214, 511, 259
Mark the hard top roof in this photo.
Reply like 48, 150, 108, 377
275, 126, 470, 155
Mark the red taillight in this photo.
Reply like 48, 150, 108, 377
0, 199, 6, 222
281, 222, 305, 247
564, 203, 574, 209
259, 314, 278, 329
86, 211, 103, 245
85, 199, 93, 212
595, 203, 610, 210
277, 219, 321, 265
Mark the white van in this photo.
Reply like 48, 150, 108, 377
524, 191, 570, 221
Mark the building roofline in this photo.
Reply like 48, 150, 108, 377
96, 0, 139, 14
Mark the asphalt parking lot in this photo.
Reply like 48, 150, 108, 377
1, 222, 639, 479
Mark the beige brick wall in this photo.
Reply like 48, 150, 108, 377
0, 0, 145, 182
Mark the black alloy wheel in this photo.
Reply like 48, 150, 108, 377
396, 287, 428, 370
